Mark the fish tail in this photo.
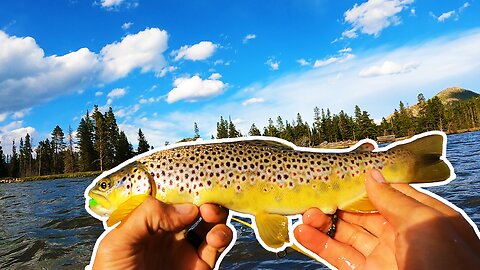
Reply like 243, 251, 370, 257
386, 133, 452, 183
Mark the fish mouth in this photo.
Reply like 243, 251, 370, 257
87, 190, 113, 217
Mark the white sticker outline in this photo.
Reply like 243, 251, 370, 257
84, 130, 479, 270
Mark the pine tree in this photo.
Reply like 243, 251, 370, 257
248, 124, 261, 136
137, 129, 150, 154
216, 116, 229, 139
193, 122, 200, 139
51, 125, 66, 174
312, 107, 323, 145
9, 140, 19, 178
105, 107, 120, 168
92, 106, 107, 171
0, 142, 7, 177
64, 125, 77, 173
228, 118, 240, 138
21, 134, 33, 177
263, 118, 278, 137
77, 111, 97, 172
117, 131, 134, 163
36, 139, 54, 175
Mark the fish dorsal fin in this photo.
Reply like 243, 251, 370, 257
237, 139, 294, 151
354, 142, 375, 152
254, 212, 290, 249
107, 194, 150, 227
341, 193, 376, 213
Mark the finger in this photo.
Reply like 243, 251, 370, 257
119, 197, 198, 239
194, 204, 229, 239
302, 208, 332, 231
391, 184, 458, 216
338, 212, 389, 238
294, 224, 365, 270
197, 224, 233, 268
392, 184, 480, 247
303, 208, 379, 256
366, 169, 441, 230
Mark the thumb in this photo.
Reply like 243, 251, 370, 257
119, 197, 199, 238
365, 169, 429, 230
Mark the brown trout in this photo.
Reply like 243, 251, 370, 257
85, 131, 453, 249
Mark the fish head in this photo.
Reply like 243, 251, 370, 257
87, 162, 155, 218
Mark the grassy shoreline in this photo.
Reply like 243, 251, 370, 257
0, 171, 101, 184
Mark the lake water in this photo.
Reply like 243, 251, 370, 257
1, 131, 479, 269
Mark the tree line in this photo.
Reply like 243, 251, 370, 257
0, 105, 151, 178
0, 93, 479, 179
215, 93, 480, 147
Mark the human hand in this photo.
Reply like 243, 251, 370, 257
294, 169, 480, 270
91, 197, 233, 270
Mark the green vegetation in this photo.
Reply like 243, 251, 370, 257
0, 87, 478, 181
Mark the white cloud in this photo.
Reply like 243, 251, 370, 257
342, 28, 358, 39
459, 2, 470, 12
437, 11, 456, 22
107, 88, 127, 98
242, 98, 265, 106
266, 58, 280, 70
359, 60, 419, 77
410, 8, 416, 16
297, 59, 311, 66
99, 0, 138, 10
13, 108, 31, 119
122, 22, 133, 30
101, 28, 168, 80
0, 31, 100, 114
0, 121, 36, 155
173, 41, 217, 61
101, 0, 124, 8
0, 28, 170, 115
158, 66, 177, 77
314, 57, 339, 68
243, 34, 256, 43
166, 75, 226, 103
313, 53, 354, 68
0, 113, 7, 122
209, 73, 222, 80
338, 47, 352, 53
343, 0, 413, 38
95, 91, 104, 96
105, 29, 480, 145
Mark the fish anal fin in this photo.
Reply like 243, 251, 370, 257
107, 194, 150, 227
341, 194, 376, 213
254, 212, 289, 249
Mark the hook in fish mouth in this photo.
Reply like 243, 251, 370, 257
87, 191, 112, 217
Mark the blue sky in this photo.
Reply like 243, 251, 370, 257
0, 0, 479, 153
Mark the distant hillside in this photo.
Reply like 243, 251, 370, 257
435, 86, 480, 104
387, 87, 479, 119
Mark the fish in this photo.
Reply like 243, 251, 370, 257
85, 131, 453, 250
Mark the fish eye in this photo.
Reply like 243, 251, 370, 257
98, 179, 110, 191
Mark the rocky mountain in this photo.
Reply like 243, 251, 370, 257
387, 87, 479, 119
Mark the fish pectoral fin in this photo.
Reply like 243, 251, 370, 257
341, 194, 376, 213
254, 212, 290, 249
107, 194, 150, 227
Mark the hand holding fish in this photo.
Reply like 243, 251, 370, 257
92, 197, 233, 270
294, 169, 480, 270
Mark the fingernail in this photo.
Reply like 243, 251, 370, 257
173, 204, 196, 215
370, 169, 385, 183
